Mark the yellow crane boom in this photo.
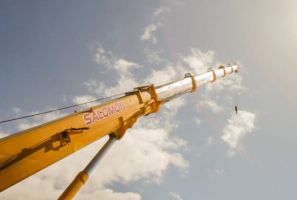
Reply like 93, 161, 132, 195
0, 64, 239, 199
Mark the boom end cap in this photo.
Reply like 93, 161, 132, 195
232, 64, 239, 73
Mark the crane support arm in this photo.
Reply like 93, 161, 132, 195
0, 64, 238, 192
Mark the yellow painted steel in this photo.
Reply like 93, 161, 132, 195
0, 86, 160, 192
57, 171, 89, 200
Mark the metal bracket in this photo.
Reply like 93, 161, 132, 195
233, 64, 239, 73
59, 127, 90, 146
230, 66, 234, 73
208, 68, 217, 82
185, 73, 197, 93
132, 85, 160, 114
113, 85, 161, 139
218, 65, 227, 77
115, 116, 137, 139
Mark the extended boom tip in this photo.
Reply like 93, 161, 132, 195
232, 64, 239, 73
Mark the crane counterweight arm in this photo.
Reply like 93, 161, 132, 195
0, 64, 239, 194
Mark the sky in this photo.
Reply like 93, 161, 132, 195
1, 0, 297, 199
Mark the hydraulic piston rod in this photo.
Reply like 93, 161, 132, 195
58, 135, 116, 200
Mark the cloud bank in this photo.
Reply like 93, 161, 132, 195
222, 111, 256, 156
0, 3, 256, 199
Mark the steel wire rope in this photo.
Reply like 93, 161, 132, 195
0, 92, 125, 124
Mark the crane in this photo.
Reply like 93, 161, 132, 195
0, 64, 239, 199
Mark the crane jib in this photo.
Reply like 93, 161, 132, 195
0, 64, 239, 197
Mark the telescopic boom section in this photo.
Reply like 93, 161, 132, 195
0, 64, 239, 193
156, 65, 238, 101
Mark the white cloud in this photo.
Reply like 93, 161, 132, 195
103, 75, 138, 96
91, 46, 142, 96
0, 131, 8, 139
94, 47, 141, 74
94, 47, 140, 73
144, 48, 164, 64
207, 136, 214, 145
207, 168, 225, 181
72, 95, 98, 108
221, 110, 256, 156
83, 80, 106, 95
78, 189, 141, 200
95, 123, 188, 185
141, 5, 172, 45
94, 47, 115, 68
181, 48, 215, 74
17, 110, 65, 131
197, 71, 239, 114
195, 117, 201, 125
72, 95, 96, 104
199, 99, 223, 113
12, 107, 22, 115
140, 23, 161, 44
153, 7, 171, 16
114, 59, 140, 74
169, 192, 183, 200
215, 169, 225, 176
206, 73, 244, 93
162, 97, 186, 125
146, 65, 179, 84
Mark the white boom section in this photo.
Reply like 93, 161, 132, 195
155, 65, 239, 101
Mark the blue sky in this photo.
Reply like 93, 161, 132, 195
1, 1, 297, 199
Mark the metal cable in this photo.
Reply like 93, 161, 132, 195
0, 93, 124, 124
